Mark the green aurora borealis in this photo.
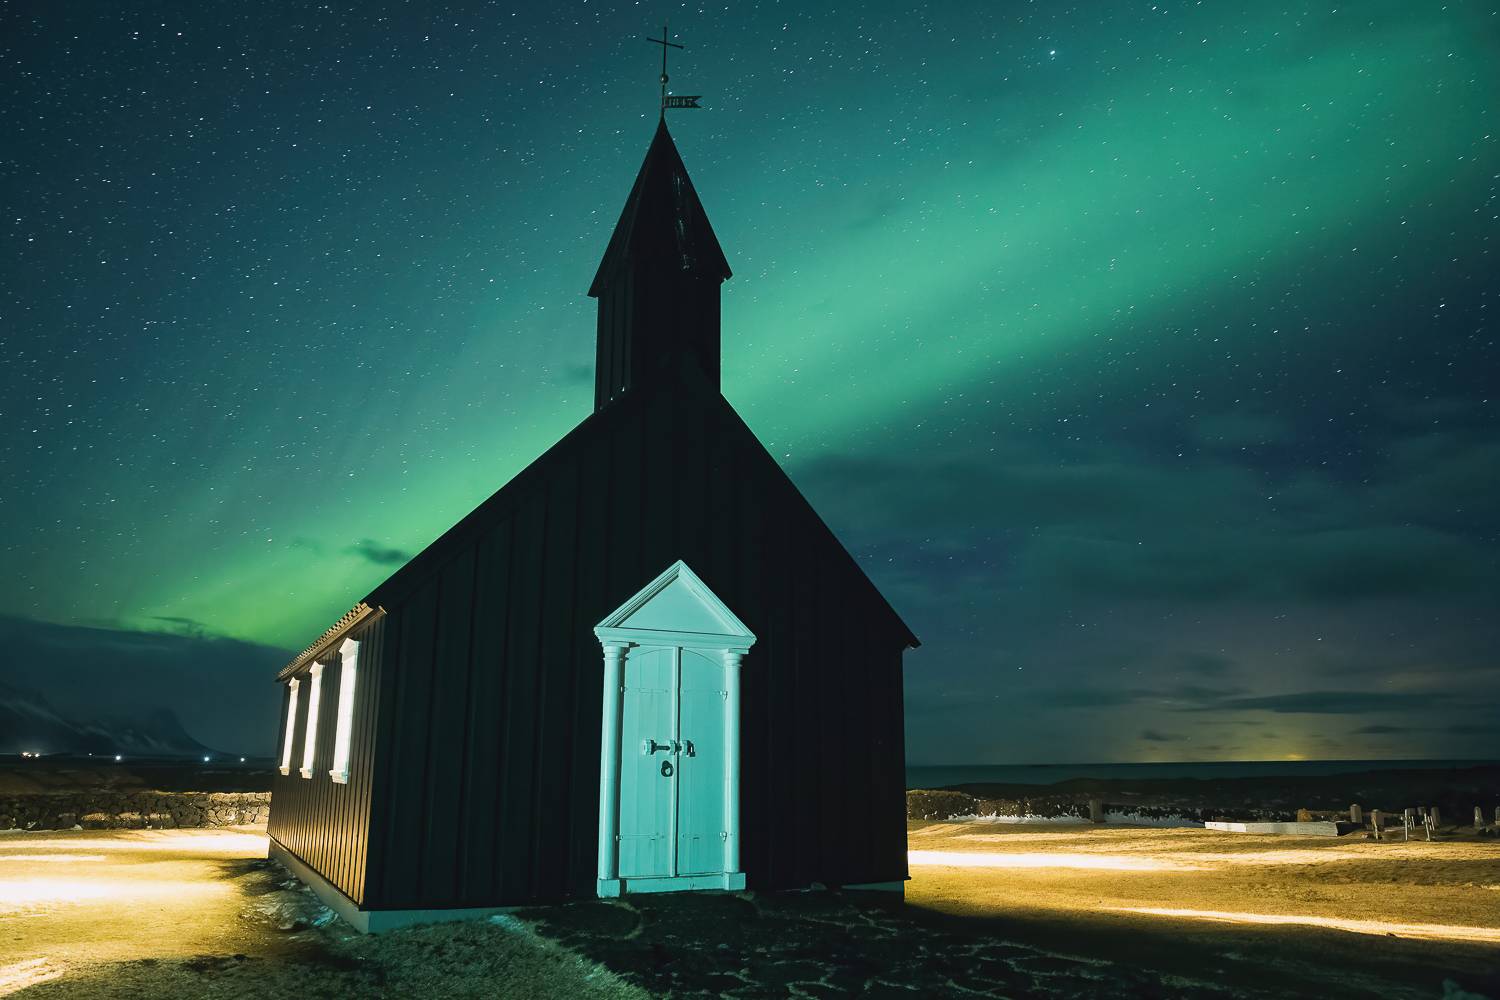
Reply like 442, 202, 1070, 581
3, 1, 1496, 759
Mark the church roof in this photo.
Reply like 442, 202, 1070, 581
587, 118, 732, 297
354, 363, 919, 651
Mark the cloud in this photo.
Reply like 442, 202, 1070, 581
1194, 409, 1292, 449
345, 539, 412, 566
1349, 722, 1491, 737
1035, 689, 1140, 709
795, 422, 1499, 612
0, 615, 290, 756
1177, 653, 1236, 677
1030, 683, 1247, 712
1140, 729, 1183, 743
148, 616, 218, 640
1018, 524, 1486, 604
554, 362, 593, 386
1196, 691, 1454, 715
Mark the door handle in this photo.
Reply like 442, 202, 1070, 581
642, 738, 692, 756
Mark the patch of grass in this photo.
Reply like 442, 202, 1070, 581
21, 919, 651, 1000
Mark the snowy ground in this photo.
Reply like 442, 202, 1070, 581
1, 823, 1497, 998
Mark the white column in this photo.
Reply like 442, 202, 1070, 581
597, 642, 629, 884
722, 649, 744, 875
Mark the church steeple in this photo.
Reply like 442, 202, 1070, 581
588, 119, 731, 410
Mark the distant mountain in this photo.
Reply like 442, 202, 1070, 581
0, 681, 218, 757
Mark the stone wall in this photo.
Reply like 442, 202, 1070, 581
908, 789, 1094, 821
906, 788, 1297, 824
0, 790, 271, 831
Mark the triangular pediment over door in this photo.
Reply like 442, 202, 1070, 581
595, 560, 754, 651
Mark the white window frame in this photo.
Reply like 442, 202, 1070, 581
299, 662, 325, 779
279, 678, 301, 776
328, 637, 359, 784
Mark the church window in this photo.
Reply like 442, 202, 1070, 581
300, 663, 325, 779
329, 638, 359, 784
279, 678, 300, 776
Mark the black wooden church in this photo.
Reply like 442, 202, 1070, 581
267, 114, 918, 931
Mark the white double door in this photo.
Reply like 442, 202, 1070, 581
617, 645, 727, 879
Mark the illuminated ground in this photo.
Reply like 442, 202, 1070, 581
2, 824, 1498, 997
907, 820, 1500, 996
0, 828, 273, 991
0, 828, 645, 999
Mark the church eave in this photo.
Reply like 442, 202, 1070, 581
276, 602, 386, 681
707, 393, 921, 650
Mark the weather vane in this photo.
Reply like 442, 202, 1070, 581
647, 21, 702, 114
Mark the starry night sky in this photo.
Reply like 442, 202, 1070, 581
2, 1, 1496, 762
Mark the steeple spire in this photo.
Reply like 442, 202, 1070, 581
588, 120, 731, 410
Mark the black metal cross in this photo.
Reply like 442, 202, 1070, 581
645, 21, 700, 113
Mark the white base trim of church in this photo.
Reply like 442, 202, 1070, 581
268, 839, 515, 934
597, 871, 746, 897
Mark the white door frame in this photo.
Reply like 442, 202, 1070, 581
594, 560, 756, 897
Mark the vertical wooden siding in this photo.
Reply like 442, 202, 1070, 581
356, 375, 911, 910
266, 614, 385, 906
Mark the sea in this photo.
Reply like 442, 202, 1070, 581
906, 758, 1497, 790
